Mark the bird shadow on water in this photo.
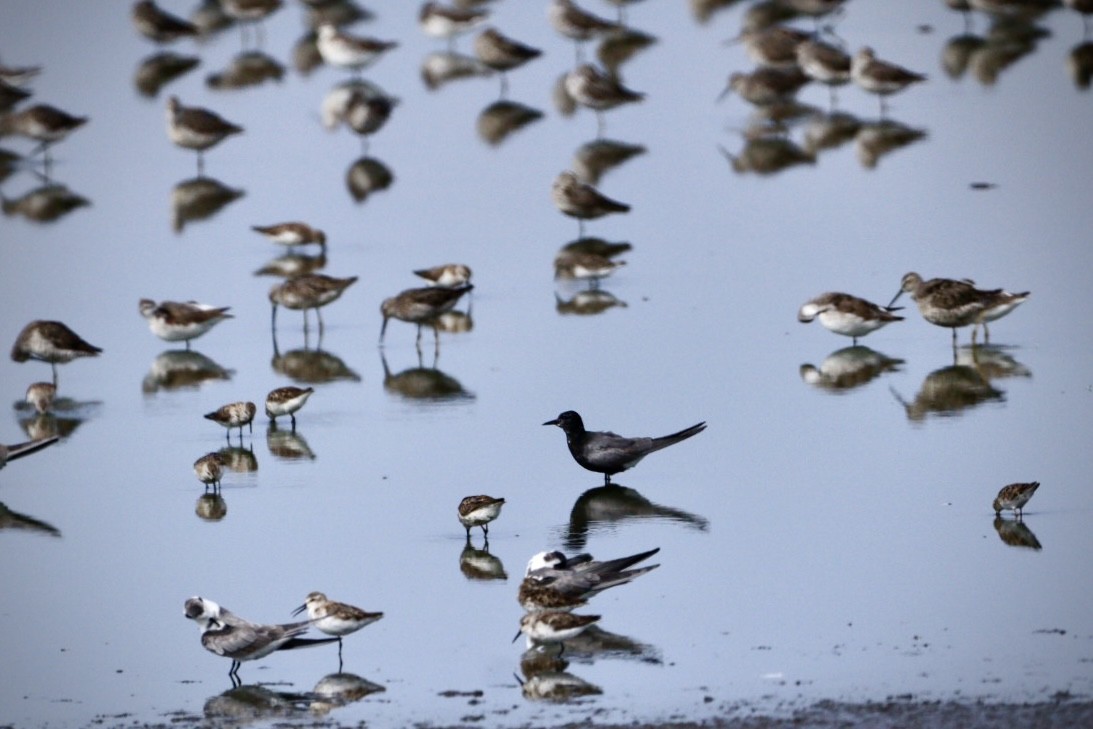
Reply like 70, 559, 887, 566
799, 345, 904, 394
199, 672, 384, 722
141, 348, 234, 394
555, 482, 710, 552
459, 536, 508, 582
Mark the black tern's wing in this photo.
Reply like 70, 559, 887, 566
203, 622, 265, 658
581, 431, 652, 469
582, 547, 661, 575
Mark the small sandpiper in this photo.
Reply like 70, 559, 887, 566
888, 272, 1028, 346
796, 39, 851, 105
551, 171, 630, 235
139, 299, 232, 349
25, 381, 56, 414
474, 27, 542, 96
193, 451, 226, 491
515, 611, 601, 648
269, 274, 358, 332
166, 96, 243, 173
10, 320, 102, 384
549, 0, 621, 60
564, 64, 643, 134
851, 47, 927, 116
0, 104, 88, 161
265, 386, 314, 430
797, 292, 903, 345
735, 25, 812, 69
420, 2, 489, 47
251, 222, 326, 249
379, 284, 474, 346
414, 263, 473, 288
457, 495, 506, 538
132, 0, 199, 43
554, 251, 626, 287
344, 92, 397, 153
993, 481, 1040, 518
293, 592, 383, 670
204, 401, 256, 441
718, 67, 810, 106
316, 24, 398, 74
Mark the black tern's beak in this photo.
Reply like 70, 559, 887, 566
886, 290, 904, 310
291, 603, 306, 617
543, 418, 560, 427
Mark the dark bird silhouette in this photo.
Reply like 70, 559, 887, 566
543, 411, 706, 485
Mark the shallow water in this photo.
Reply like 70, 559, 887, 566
1, 1, 1092, 727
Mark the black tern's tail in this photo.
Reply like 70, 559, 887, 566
649, 423, 706, 453
584, 564, 660, 596
584, 547, 661, 575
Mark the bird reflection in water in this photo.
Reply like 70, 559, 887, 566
459, 538, 508, 581
205, 50, 285, 90
597, 28, 657, 77
476, 100, 543, 146
718, 135, 814, 176
420, 50, 491, 91
2, 181, 90, 223
171, 176, 244, 233
800, 346, 904, 393
992, 516, 1042, 550
517, 653, 601, 702
195, 492, 227, 522
555, 288, 627, 316
890, 364, 1005, 422
551, 624, 662, 665
572, 138, 646, 186
942, 15, 1050, 86
345, 156, 393, 203
217, 443, 258, 475
309, 672, 385, 716
254, 248, 328, 278
1068, 41, 1093, 89
855, 118, 927, 169
0, 502, 60, 537
803, 110, 862, 157
266, 423, 316, 462
560, 483, 709, 552
134, 52, 199, 98
14, 392, 98, 440
271, 331, 361, 384
380, 350, 474, 403
955, 344, 1031, 382
203, 684, 312, 722
142, 349, 233, 394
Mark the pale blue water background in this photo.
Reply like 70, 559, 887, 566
1, 1, 1092, 727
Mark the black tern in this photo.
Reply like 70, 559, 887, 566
0, 435, 60, 469
518, 547, 660, 612
543, 411, 706, 484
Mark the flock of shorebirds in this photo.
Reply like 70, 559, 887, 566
2, 0, 1063, 685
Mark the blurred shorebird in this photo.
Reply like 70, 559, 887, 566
515, 611, 601, 649
458, 495, 506, 538
796, 39, 851, 105
343, 92, 397, 153
139, 299, 232, 349
251, 222, 326, 249
888, 272, 1028, 346
564, 64, 643, 135
193, 451, 225, 491
0, 104, 87, 163
184, 596, 335, 685
551, 171, 629, 236
735, 25, 811, 69
264, 386, 313, 430
474, 27, 542, 96
413, 263, 472, 288
132, 0, 199, 43
293, 592, 383, 670
316, 24, 398, 74
543, 411, 706, 485
797, 292, 903, 345
851, 47, 927, 116
10, 320, 101, 385
204, 401, 256, 441
420, 2, 489, 48
549, 0, 622, 61
379, 284, 473, 347
269, 274, 358, 333
554, 251, 625, 287
993, 481, 1040, 517
25, 381, 56, 414
166, 96, 242, 174
718, 67, 810, 106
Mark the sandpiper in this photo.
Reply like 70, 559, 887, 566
552, 171, 630, 235
564, 64, 643, 134
889, 272, 1028, 346
379, 284, 474, 346
269, 274, 358, 332
736, 25, 811, 69
414, 263, 473, 288
993, 481, 1040, 517
0, 104, 88, 161
204, 401, 257, 440
549, 0, 621, 60
717, 67, 810, 106
975, 288, 1032, 343
251, 222, 326, 248
554, 251, 625, 287
293, 592, 383, 670
25, 381, 56, 414
515, 611, 601, 648
474, 27, 542, 96
139, 299, 232, 349
544, 410, 706, 485
193, 451, 226, 491
184, 596, 335, 685
316, 24, 398, 74
165, 96, 243, 173
851, 47, 927, 115
265, 386, 314, 430
420, 2, 489, 46
132, 0, 199, 43
457, 495, 506, 538
10, 320, 102, 384
344, 92, 397, 153
796, 38, 851, 104
797, 292, 903, 345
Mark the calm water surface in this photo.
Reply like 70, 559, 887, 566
2, 1, 1092, 727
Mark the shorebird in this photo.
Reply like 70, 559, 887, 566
293, 592, 383, 670
888, 272, 1029, 346
379, 284, 474, 347
413, 263, 472, 288
132, 0, 199, 43
165, 96, 243, 173
717, 67, 810, 106
543, 411, 706, 485
268, 274, 358, 333
10, 320, 101, 385
251, 222, 326, 249
204, 401, 256, 441
0, 435, 59, 470
184, 596, 335, 685
735, 25, 811, 69
796, 39, 851, 105
25, 382, 56, 414
420, 2, 489, 47
193, 452, 225, 491
0, 104, 88, 162
139, 299, 232, 349
519, 546, 660, 611
797, 292, 904, 345
316, 24, 398, 74
515, 611, 601, 649
551, 171, 629, 236
549, 0, 621, 61
343, 91, 397, 153
457, 495, 506, 538
993, 481, 1040, 518
851, 47, 927, 116
564, 64, 643, 135
473, 27, 542, 96
554, 251, 625, 287
264, 386, 313, 430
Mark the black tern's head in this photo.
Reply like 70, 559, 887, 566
185, 596, 218, 622
543, 410, 583, 431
